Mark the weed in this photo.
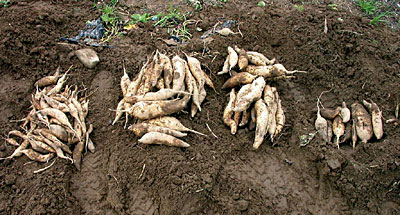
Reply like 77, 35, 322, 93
96, 0, 123, 43
328, 3, 338, 11
370, 12, 392, 25
356, 0, 380, 15
294, 4, 304, 12
154, 4, 185, 27
1, 0, 9, 8
130, 13, 152, 24
257, 1, 265, 7
186, 0, 202, 10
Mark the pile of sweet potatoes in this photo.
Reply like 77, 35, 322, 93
113, 51, 212, 147
2, 67, 93, 170
315, 98, 383, 149
219, 46, 305, 149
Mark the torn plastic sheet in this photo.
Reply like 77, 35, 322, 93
61, 18, 111, 48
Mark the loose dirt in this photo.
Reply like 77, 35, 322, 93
0, 0, 399, 214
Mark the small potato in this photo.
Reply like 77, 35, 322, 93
138, 132, 190, 147
221, 72, 257, 89
351, 103, 373, 143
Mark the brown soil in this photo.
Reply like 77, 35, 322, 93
1, 0, 400, 214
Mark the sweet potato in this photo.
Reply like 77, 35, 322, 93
0, 140, 29, 160
73, 141, 84, 170
239, 108, 251, 127
5, 138, 20, 147
28, 138, 55, 154
145, 116, 205, 136
121, 68, 131, 97
81, 99, 89, 119
234, 77, 265, 112
38, 108, 74, 132
218, 57, 230, 75
244, 65, 273, 77
340, 122, 352, 144
172, 55, 187, 92
126, 60, 148, 97
112, 99, 125, 125
41, 137, 73, 163
263, 86, 278, 138
327, 120, 333, 144
39, 97, 50, 109
320, 107, 341, 120
274, 96, 285, 139
248, 107, 256, 131
21, 149, 54, 162
184, 61, 200, 110
221, 72, 257, 89
49, 124, 69, 142
218, 46, 238, 75
351, 103, 373, 143
340, 102, 351, 123
35, 129, 72, 154
362, 100, 383, 140
200, 68, 215, 90
234, 46, 248, 70
149, 51, 164, 88
159, 52, 173, 89
351, 119, 357, 148
47, 69, 69, 95
86, 123, 94, 153
125, 89, 188, 103
156, 77, 165, 90
185, 54, 205, 88
128, 123, 187, 138
315, 103, 329, 142
43, 95, 69, 112
34, 67, 60, 88
247, 51, 275, 66
227, 46, 238, 71
223, 89, 237, 134
190, 84, 207, 117
138, 132, 190, 148
332, 116, 345, 149
253, 99, 269, 149
128, 95, 191, 120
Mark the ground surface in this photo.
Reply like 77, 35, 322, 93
0, 0, 399, 214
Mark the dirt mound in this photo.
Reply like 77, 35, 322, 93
0, 0, 399, 214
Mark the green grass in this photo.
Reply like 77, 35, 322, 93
94, 0, 123, 43
294, 4, 304, 12
370, 11, 392, 25
356, 0, 380, 15
1, 0, 10, 8
154, 4, 185, 27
